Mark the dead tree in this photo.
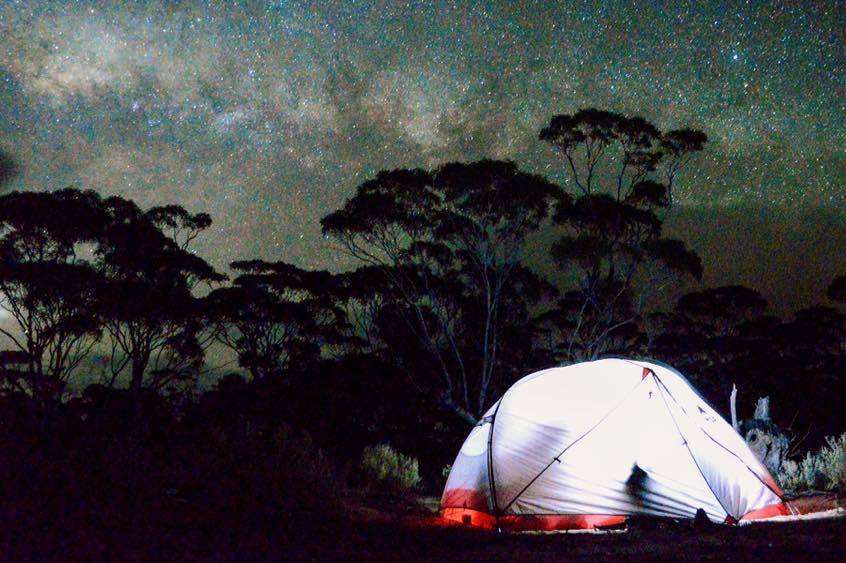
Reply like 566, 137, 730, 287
735, 392, 789, 474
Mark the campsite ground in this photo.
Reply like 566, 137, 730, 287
301, 514, 846, 561
308, 495, 846, 561
5, 494, 843, 561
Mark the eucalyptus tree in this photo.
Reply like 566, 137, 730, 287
95, 197, 223, 392
651, 285, 770, 374
206, 260, 348, 381
0, 189, 107, 400
322, 160, 560, 422
537, 109, 705, 362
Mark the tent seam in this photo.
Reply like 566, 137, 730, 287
647, 377, 785, 503
652, 373, 735, 521
499, 372, 648, 513
487, 398, 503, 517
698, 429, 785, 502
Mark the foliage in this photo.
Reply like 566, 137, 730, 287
206, 261, 349, 380
0, 188, 224, 397
0, 189, 107, 399
239, 423, 342, 518
651, 285, 770, 373
322, 159, 560, 423
441, 463, 452, 480
777, 433, 846, 493
538, 108, 705, 363
438, 463, 453, 491
0, 385, 345, 557
360, 443, 422, 493
776, 459, 801, 491
651, 283, 846, 446
96, 197, 223, 391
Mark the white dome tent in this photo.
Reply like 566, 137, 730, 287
441, 358, 789, 531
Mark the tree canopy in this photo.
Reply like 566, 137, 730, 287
537, 108, 705, 362
322, 159, 561, 421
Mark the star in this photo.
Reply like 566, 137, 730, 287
0, 0, 842, 315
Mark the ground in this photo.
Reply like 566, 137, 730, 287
3, 494, 843, 561
300, 515, 846, 562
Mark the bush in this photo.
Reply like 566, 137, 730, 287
270, 424, 342, 512
360, 443, 421, 493
172, 420, 343, 532
776, 459, 801, 491
776, 433, 846, 493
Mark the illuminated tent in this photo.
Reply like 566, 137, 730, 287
441, 358, 789, 531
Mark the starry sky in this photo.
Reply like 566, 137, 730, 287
0, 0, 844, 313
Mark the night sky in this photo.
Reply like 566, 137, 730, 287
0, 1, 843, 312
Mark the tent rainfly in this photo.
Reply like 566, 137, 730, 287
441, 358, 790, 531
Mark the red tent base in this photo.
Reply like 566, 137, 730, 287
441, 508, 626, 531
443, 502, 793, 531
739, 502, 791, 521
498, 514, 628, 532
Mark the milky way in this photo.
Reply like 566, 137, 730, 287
0, 1, 843, 312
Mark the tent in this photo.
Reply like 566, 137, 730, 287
441, 358, 790, 531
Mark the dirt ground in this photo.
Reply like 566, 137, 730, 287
3, 494, 843, 561
294, 512, 846, 562
297, 493, 846, 562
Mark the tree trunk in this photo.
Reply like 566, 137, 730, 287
129, 355, 148, 392
440, 394, 478, 426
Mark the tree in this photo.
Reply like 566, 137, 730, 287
538, 109, 705, 361
321, 160, 560, 422
0, 189, 106, 400
145, 204, 212, 250
206, 260, 348, 381
651, 285, 770, 371
651, 284, 846, 447
95, 198, 223, 392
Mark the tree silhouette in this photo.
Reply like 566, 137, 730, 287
145, 204, 212, 250
206, 261, 348, 380
0, 189, 106, 400
322, 160, 560, 422
538, 109, 704, 361
651, 285, 770, 374
96, 198, 223, 392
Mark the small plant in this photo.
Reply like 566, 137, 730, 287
775, 432, 846, 493
441, 463, 453, 481
775, 458, 802, 491
360, 443, 421, 493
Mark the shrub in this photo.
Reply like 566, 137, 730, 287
817, 433, 846, 492
186, 421, 343, 530
775, 433, 846, 493
360, 443, 421, 493
270, 424, 342, 511
441, 463, 452, 480
775, 459, 801, 491
438, 463, 452, 490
